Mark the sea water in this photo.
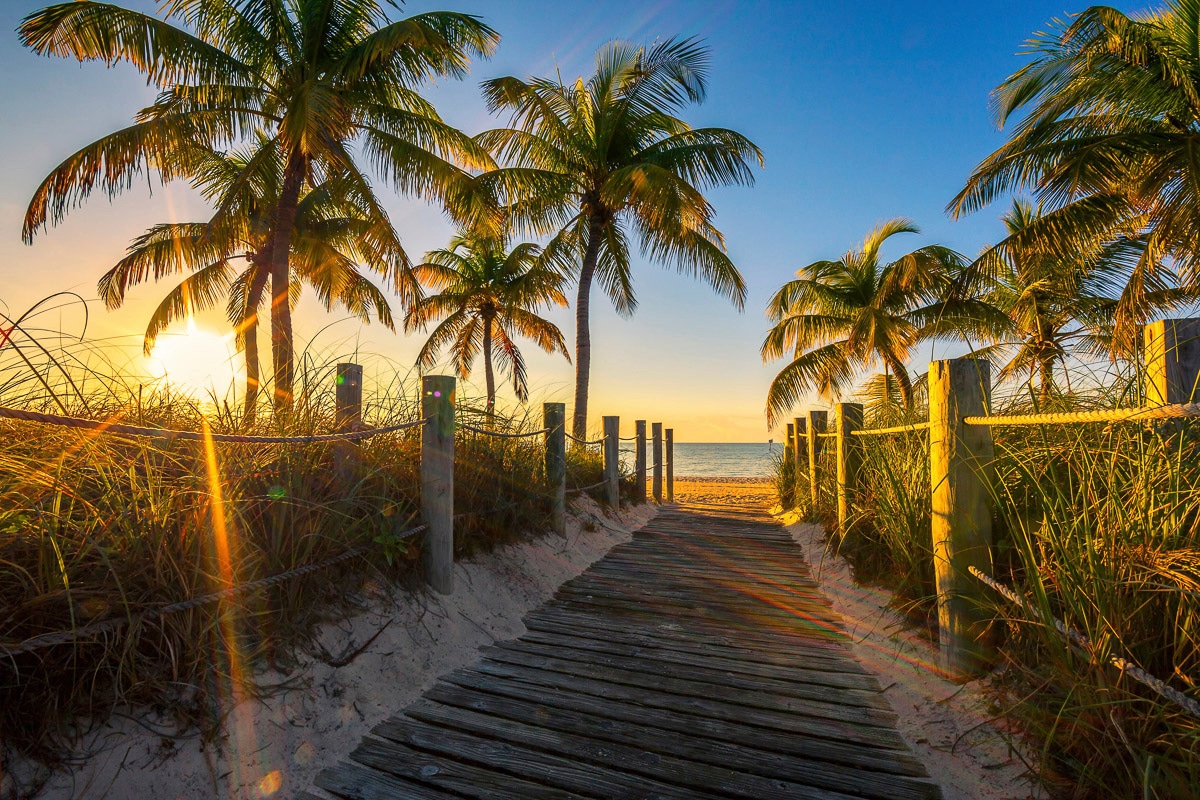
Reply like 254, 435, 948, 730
618, 442, 783, 478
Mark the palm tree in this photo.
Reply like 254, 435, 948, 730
20, 0, 498, 409
973, 199, 1189, 400
476, 37, 763, 438
405, 231, 570, 415
760, 219, 999, 427
949, 2, 1200, 349
99, 142, 403, 419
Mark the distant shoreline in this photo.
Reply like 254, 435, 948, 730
672, 476, 772, 483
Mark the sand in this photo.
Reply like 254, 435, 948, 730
4, 497, 655, 800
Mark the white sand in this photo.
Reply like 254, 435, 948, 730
781, 513, 1043, 800
6, 497, 655, 800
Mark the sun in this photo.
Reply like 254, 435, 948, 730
145, 319, 243, 399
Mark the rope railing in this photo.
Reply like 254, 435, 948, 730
618, 434, 639, 441
851, 421, 931, 436
565, 432, 604, 446
566, 478, 608, 495
0, 523, 428, 658
0, 405, 430, 444
969, 566, 1200, 722
816, 431, 838, 439
962, 402, 1200, 427
458, 423, 551, 438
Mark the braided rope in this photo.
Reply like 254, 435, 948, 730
963, 403, 1200, 427
969, 566, 1200, 721
852, 421, 931, 436
566, 479, 608, 494
618, 435, 639, 441
565, 432, 604, 446
458, 424, 550, 439
0, 524, 428, 658
0, 406, 429, 443
816, 431, 838, 439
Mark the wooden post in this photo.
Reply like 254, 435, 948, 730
665, 428, 675, 503
421, 375, 455, 595
793, 417, 807, 511
806, 410, 828, 514
544, 402, 566, 535
635, 420, 647, 503
652, 422, 663, 503
1144, 318, 1200, 405
335, 362, 363, 430
930, 358, 995, 675
603, 416, 620, 508
834, 402, 863, 538
782, 422, 796, 508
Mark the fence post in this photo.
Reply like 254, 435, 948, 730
652, 422, 663, 503
929, 358, 995, 675
834, 403, 863, 538
783, 422, 796, 508
793, 417, 807, 510
335, 362, 363, 430
634, 420, 647, 503
807, 410, 827, 514
1144, 318, 1200, 405
665, 428, 675, 503
544, 402, 566, 535
421, 375, 455, 595
603, 416, 620, 508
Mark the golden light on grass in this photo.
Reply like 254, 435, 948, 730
145, 318, 242, 398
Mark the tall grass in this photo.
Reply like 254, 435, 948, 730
774, 370, 1200, 797
0, 302, 609, 769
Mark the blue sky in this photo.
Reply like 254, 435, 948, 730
0, 0, 1087, 440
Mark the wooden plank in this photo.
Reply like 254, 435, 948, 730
496, 634, 881, 692
425, 672, 926, 773
521, 616, 870, 674
490, 639, 885, 698
403, 698, 882, 800
350, 735, 583, 800
371, 716, 712, 799
477, 645, 896, 725
422, 681, 937, 792
450, 665, 907, 749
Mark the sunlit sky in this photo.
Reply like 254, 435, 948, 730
0, 0, 1085, 441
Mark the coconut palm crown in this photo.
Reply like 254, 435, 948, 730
405, 231, 570, 414
949, 2, 1200, 348
761, 219, 997, 427
20, 0, 499, 409
99, 141, 404, 419
476, 37, 763, 437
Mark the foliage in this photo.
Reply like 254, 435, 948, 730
20, 0, 498, 407
477, 36, 762, 436
761, 219, 1001, 425
405, 230, 570, 414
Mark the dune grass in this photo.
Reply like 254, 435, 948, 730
0, 306, 613, 769
776, 371, 1200, 797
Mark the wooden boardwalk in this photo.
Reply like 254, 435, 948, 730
310, 504, 943, 800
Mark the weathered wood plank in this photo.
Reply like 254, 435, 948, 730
315, 761, 474, 800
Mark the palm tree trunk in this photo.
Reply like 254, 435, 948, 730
242, 265, 270, 422
483, 310, 496, 421
882, 352, 914, 412
268, 151, 306, 413
572, 216, 604, 440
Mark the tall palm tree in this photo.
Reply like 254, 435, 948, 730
20, 0, 498, 409
99, 141, 404, 419
405, 231, 570, 415
949, 2, 1200, 349
476, 37, 763, 438
761, 219, 999, 427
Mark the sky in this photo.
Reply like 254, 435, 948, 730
0, 0, 1091, 441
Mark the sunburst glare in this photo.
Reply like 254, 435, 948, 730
144, 318, 243, 398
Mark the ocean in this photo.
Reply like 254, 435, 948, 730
618, 442, 784, 478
